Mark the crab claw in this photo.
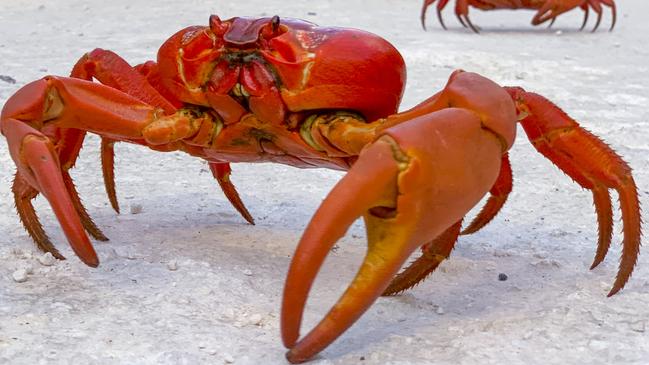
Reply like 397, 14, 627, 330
3, 119, 99, 267
281, 106, 505, 362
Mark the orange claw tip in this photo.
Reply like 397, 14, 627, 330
69, 240, 100, 268
285, 348, 312, 364
81, 254, 100, 268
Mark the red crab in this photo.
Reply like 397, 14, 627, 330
421, 0, 617, 33
0, 15, 640, 363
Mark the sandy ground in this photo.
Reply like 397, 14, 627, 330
1, 0, 648, 364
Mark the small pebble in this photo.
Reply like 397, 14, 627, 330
12, 248, 33, 260
630, 320, 646, 333
12, 269, 29, 283
115, 248, 137, 260
588, 339, 608, 351
130, 204, 143, 214
242, 269, 253, 276
166, 260, 178, 271
498, 273, 508, 281
223, 353, 235, 363
493, 249, 510, 257
435, 306, 445, 315
38, 252, 57, 266
0, 75, 16, 84
248, 313, 263, 326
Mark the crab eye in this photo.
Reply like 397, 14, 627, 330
261, 15, 287, 40
209, 15, 228, 36
271, 15, 280, 33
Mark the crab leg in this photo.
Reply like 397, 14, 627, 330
209, 162, 254, 224
586, 0, 616, 32
455, 0, 480, 33
56, 127, 110, 241
12, 174, 65, 259
3, 118, 99, 266
506, 86, 641, 296
70, 49, 252, 221
531, 0, 582, 26
420, 0, 451, 30
68, 49, 177, 214
382, 219, 463, 296
100, 137, 119, 212
383, 153, 510, 295
461, 152, 512, 234
579, 3, 590, 30
1, 76, 177, 264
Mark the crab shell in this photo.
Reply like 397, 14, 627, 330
153, 16, 407, 124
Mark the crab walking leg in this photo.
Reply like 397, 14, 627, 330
71, 49, 177, 113
590, 185, 614, 269
282, 107, 504, 363
208, 162, 255, 224
1, 76, 187, 265
53, 127, 109, 241
420, 0, 451, 30
455, 0, 480, 33
587, 0, 616, 32
589, 0, 604, 31
53, 127, 107, 241
70, 49, 174, 214
100, 138, 120, 213
580, 3, 590, 31
61, 170, 109, 241
71, 48, 252, 221
532, 0, 584, 26
381, 153, 512, 295
506, 87, 641, 296
461, 153, 513, 234
599, 0, 617, 31
12, 174, 65, 259
382, 220, 463, 296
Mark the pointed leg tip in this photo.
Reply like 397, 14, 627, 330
381, 288, 403, 297
243, 213, 255, 225
52, 252, 67, 261
589, 256, 605, 270
607, 287, 620, 297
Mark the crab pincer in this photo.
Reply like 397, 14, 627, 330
282, 82, 512, 362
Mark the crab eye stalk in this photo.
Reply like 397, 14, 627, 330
271, 15, 280, 33
209, 15, 228, 36
261, 15, 286, 40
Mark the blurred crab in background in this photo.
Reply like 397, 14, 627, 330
421, 0, 617, 33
